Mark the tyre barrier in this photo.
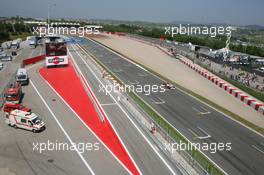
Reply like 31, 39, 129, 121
179, 58, 264, 115
100, 35, 264, 115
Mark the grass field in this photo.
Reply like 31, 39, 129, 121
9, 32, 31, 41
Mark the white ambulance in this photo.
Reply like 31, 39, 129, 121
6, 109, 45, 133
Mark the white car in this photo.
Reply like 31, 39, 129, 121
0, 63, 3, 70
259, 67, 264, 73
162, 81, 176, 90
0, 53, 12, 61
0, 52, 7, 58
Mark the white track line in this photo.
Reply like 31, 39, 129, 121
30, 80, 95, 175
188, 128, 199, 138
69, 46, 140, 175
150, 97, 165, 105
37, 65, 132, 175
101, 103, 117, 106
192, 107, 211, 115
197, 127, 211, 140
88, 37, 264, 140
72, 44, 176, 175
252, 145, 264, 154
87, 37, 264, 174
79, 68, 142, 175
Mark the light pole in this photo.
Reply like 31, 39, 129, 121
47, 3, 56, 26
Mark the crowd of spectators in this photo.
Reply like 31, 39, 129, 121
128, 34, 264, 92
197, 56, 264, 91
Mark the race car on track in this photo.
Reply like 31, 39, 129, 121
162, 81, 176, 90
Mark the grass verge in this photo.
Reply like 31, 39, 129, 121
9, 32, 31, 41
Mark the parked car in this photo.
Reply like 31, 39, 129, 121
0, 63, 4, 70
0, 53, 12, 61
0, 52, 7, 58
259, 67, 264, 73
3, 56, 13, 61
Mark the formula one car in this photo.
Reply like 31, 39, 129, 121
162, 81, 175, 90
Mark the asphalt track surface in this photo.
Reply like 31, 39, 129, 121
68, 44, 181, 175
0, 42, 42, 95
0, 44, 128, 175
1, 41, 179, 175
25, 62, 130, 175
39, 60, 140, 175
76, 36, 264, 175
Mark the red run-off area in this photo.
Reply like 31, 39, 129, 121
39, 62, 139, 175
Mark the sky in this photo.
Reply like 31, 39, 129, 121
0, 0, 263, 26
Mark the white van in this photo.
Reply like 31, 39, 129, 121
29, 39, 37, 48
11, 40, 20, 50
16, 68, 29, 85
6, 109, 45, 133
